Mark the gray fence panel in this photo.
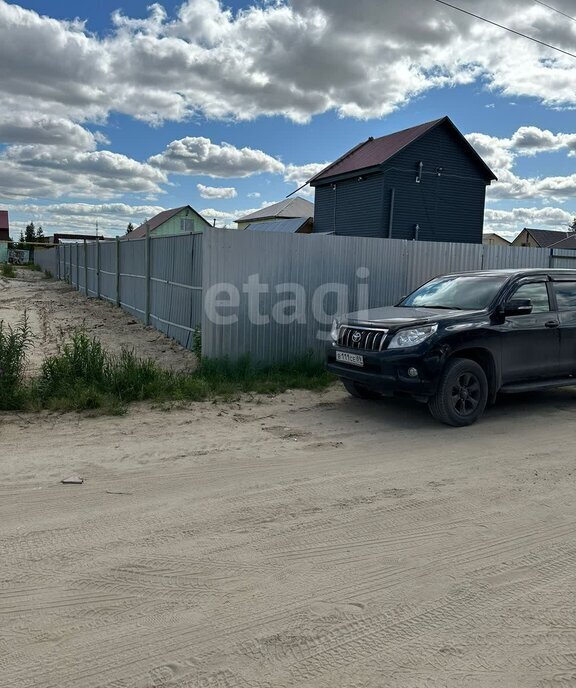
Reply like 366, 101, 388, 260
482, 244, 550, 269
149, 234, 203, 349
407, 240, 483, 293
86, 242, 98, 296
34, 248, 58, 275
202, 230, 410, 360
99, 241, 117, 302
119, 238, 146, 319
551, 249, 576, 269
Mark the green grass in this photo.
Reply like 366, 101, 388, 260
0, 328, 333, 414
0, 314, 33, 410
1, 263, 17, 279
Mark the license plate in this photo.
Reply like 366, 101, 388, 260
336, 351, 364, 367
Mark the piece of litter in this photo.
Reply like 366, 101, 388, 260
61, 476, 84, 485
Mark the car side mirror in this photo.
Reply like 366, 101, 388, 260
504, 298, 532, 317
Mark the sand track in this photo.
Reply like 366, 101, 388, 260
2, 275, 576, 687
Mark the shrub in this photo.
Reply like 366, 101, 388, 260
1, 263, 17, 279
0, 314, 33, 410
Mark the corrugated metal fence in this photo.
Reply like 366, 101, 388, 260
34, 229, 576, 362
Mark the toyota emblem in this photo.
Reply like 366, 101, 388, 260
351, 331, 362, 343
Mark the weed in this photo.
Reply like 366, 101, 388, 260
28, 263, 42, 272
2, 326, 333, 414
0, 314, 33, 410
192, 325, 202, 360
43, 270, 53, 279
1, 263, 17, 279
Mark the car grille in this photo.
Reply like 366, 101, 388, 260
338, 326, 389, 351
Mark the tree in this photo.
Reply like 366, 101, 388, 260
24, 222, 36, 243
36, 226, 45, 242
19, 230, 25, 243
571, 217, 576, 232
126, 222, 134, 234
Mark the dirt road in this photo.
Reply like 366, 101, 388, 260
2, 275, 576, 687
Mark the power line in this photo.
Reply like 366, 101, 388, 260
533, 0, 576, 24
433, 0, 576, 60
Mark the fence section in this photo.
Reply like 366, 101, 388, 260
35, 229, 576, 362
41, 234, 203, 350
201, 230, 576, 361
33, 247, 58, 275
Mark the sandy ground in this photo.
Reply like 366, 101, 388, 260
2, 275, 576, 687
0, 269, 196, 372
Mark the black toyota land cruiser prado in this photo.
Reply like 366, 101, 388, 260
327, 269, 576, 426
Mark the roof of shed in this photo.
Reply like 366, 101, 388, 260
309, 116, 497, 184
245, 217, 310, 233
236, 197, 314, 222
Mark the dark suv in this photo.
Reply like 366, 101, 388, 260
327, 269, 576, 426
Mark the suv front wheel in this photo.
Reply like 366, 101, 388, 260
428, 358, 488, 427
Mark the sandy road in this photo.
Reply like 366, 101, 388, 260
2, 275, 576, 687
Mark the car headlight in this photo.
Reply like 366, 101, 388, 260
330, 319, 341, 342
388, 323, 438, 349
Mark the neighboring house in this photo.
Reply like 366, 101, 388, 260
0, 210, 10, 242
128, 205, 211, 240
308, 116, 496, 243
483, 233, 511, 246
244, 217, 313, 234
235, 197, 314, 230
512, 227, 576, 250
50, 233, 105, 244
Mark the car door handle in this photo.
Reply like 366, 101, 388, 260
545, 320, 559, 328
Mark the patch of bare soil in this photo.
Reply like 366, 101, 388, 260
0, 271, 196, 372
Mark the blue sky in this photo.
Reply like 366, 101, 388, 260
1, 0, 576, 238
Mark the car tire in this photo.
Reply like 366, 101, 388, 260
428, 358, 488, 427
342, 379, 381, 399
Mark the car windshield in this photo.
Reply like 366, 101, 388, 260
400, 275, 509, 310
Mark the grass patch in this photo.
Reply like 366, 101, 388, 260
43, 269, 53, 279
1, 263, 17, 279
28, 263, 42, 272
0, 329, 333, 414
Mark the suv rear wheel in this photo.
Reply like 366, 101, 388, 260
342, 379, 381, 400
428, 358, 488, 427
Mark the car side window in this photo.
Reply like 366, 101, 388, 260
511, 282, 550, 314
553, 282, 576, 311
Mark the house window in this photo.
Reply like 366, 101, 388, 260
180, 218, 195, 233
554, 282, 576, 311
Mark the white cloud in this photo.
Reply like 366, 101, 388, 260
0, 113, 98, 149
466, 126, 576, 202
247, 192, 261, 198
484, 206, 574, 236
2, 0, 576, 129
149, 137, 284, 177
0, 145, 168, 200
5, 202, 166, 235
196, 183, 237, 199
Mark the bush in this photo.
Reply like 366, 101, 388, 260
0, 314, 33, 410
1, 263, 17, 279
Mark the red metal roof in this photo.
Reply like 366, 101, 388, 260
0, 210, 9, 232
309, 116, 496, 184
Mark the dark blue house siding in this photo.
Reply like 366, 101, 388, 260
312, 119, 492, 244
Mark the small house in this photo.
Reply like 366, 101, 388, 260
309, 116, 496, 243
128, 205, 211, 239
512, 227, 576, 250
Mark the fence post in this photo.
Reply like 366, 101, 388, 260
96, 238, 101, 299
115, 237, 121, 307
75, 243, 80, 289
83, 239, 88, 295
68, 244, 72, 282
549, 248, 554, 268
56, 245, 60, 280
145, 223, 151, 326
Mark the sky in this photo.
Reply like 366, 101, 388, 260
1, 0, 576, 239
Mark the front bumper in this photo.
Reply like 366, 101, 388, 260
326, 343, 443, 399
